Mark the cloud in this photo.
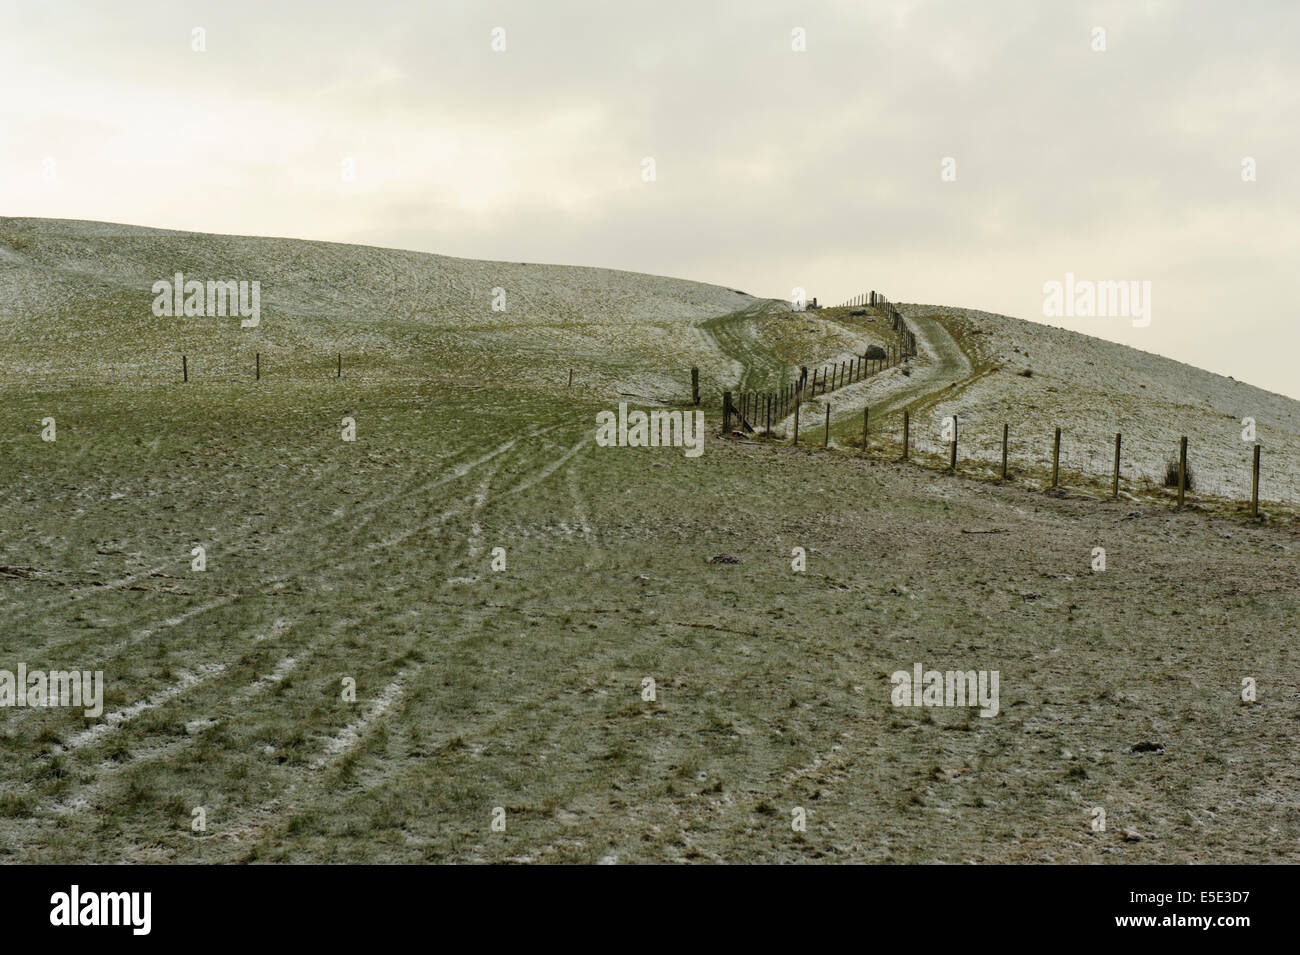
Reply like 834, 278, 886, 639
1, 0, 1296, 396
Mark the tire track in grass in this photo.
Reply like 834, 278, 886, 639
11, 413, 547, 631
2, 594, 244, 734
222, 453, 649, 860
17, 428, 551, 664
205, 431, 592, 857
7, 446, 355, 619
311, 677, 408, 768
16, 426, 583, 854
699, 302, 789, 393
467, 460, 504, 559
567, 463, 598, 556
42, 630, 309, 818
17, 428, 540, 737
60, 663, 229, 752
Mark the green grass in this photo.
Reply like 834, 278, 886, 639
2, 222, 1298, 863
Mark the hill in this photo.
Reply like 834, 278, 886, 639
1, 218, 1297, 864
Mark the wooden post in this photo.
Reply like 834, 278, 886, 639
792, 391, 800, 445
1178, 436, 1187, 507
1112, 433, 1121, 498
691, 367, 699, 405
766, 394, 771, 435
337, 353, 342, 379
949, 414, 958, 471
1051, 427, 1061, 488
902, 409, 910, 460
863, 405, 869, 453
255, 352, 260, 381
1000, 423, 1009, 480
567, 368, 573, 390
182, 355, 187, 383
824, 404, 830, 448
1251, 444, 1260, 519
723, 391, 732, 433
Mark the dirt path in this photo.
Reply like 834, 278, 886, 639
857, 311, 973, 420
698, 301, 791, 393
763, 310, 976, 440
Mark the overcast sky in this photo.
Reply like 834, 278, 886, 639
3, 0, 1297, 397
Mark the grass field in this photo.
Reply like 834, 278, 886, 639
3, 219, 1299, 863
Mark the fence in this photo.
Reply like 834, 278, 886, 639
712, 293, 1275, 519
723, 398, 1269, 518
838, 289, 918, 357
720, 290, 917, 434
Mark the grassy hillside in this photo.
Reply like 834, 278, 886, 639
2, 219, 1298, 863
894, 304, 1300, 503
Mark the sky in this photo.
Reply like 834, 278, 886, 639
3, 0, 1297, 397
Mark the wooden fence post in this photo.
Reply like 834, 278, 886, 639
691, 367, 699, 405
902, 409, 910, 460
792, 391, 800, 445
337, 354, 342, 379
567, 369, 573, 390
1001, 423, 1009, 480
824, 404, 830, 448
182, 355, 187, 383
1251, 444, 1260, 519
766, 394, 771, 435
863, 405, 869, 453
722, 391, 732, 433
255, 352, 260, 381
1051, 427, 1061, 488
1112, 433, 1121, 498
1178, 436, 1187, 508
949, 414, 958, 471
